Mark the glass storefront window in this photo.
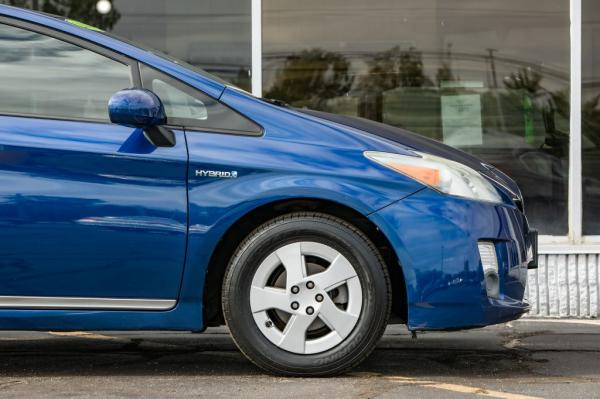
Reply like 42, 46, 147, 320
582, 0, 600, 235
2, 0, 252, 91
263, 0, 571, 235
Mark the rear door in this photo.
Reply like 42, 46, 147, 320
0, 20, 188, 308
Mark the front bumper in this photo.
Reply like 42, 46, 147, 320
370, 188, 533, 331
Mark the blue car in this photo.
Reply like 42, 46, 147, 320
0, 5, 537, 376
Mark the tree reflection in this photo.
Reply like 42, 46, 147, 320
265, 46, 435, 120
436, 44, 458, 87
357, 46, 432, 122
503, 67, 543, 94
264, 48, 353, 109
502, 67, 570, 158
357, 46, 432, 120
359, 46, 432, 92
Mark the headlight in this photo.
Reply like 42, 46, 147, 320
364, 151, 502, 204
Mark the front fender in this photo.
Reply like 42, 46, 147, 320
178, 171, 421, 327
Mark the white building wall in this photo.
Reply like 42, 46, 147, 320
526, 254, 600, 318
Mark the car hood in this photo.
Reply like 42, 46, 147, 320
298, 108, 486, 170
297, 108, 523, 200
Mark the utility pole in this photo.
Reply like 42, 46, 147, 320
486, 48, 498, 89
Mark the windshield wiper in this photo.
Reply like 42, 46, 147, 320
260, 97, 289, 107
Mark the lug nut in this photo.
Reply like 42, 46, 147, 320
291, 301, 299, 310
306, 281, 315, 289
315, 293, 324, 302
265, 320, 273, 328
291, 285, 299, 294
306, 306, 314, 315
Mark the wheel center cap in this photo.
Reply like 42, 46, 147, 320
290, 280, 324, 314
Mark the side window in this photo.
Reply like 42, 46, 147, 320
140, 65, 261, 134
0, 23, 131, 121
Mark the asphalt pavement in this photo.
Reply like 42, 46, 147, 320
0, 320, 597, 398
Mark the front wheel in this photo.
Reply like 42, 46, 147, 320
222, 213, 391, 376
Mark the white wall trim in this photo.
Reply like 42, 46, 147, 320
569, 0, 583, 244
251, 0, 262, 97
540, 235, 570, 245
540, 235, 600, 254
583, 236, 600, 244
540, 244, 600, 254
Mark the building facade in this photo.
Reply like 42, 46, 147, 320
3, 0, 599, 317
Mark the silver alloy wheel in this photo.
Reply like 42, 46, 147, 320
250, 241, 363, 354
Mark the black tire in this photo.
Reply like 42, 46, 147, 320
222, 212, 391, 376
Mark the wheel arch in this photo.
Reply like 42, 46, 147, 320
203, 197, 408, 327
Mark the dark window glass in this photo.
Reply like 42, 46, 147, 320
263, 0, 570, 235
2, 0, 252, 90
0, 23, 131, 121
141, 65, 260, 134
582, 0, 600, 235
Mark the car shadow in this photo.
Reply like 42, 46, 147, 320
0, 326, 563, 379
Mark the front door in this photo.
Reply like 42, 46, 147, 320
0, 21, 188, 307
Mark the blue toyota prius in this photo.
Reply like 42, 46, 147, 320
0, 5, 537, 375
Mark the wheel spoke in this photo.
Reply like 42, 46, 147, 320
278, 314, 315, 353
312, 253, 357, 291
250, 286, 289, 313
275, 243, 306, 287
318, 296, 359, 339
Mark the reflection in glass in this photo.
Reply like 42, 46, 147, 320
582, 0, 600, 235
141, 65, 261, 133
0, 23, 131, 121
4, 0, 121, 30
1, 0, 252, 91
263, 0, 570, 235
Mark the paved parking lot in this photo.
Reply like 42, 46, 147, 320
0, 320, 597, 398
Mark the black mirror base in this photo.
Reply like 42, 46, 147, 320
144, 126, 176, 147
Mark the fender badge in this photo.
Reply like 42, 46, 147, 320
195, 169, 238, 179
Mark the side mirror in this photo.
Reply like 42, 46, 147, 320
108, 89, 175, 147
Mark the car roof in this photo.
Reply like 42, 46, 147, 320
0, 4, 226, 99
